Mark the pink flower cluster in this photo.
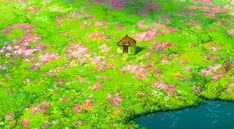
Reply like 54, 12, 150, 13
1, 43, 42, 60
194, 87, 201, 94
26, 7, 40, 14
200, 64, 227, 81
143, 4, 162, 11
21, 119, 30, 128
73, 104, 81, 114
73, 100, 93, 114
39, 53, 59, 64
136, 23, 176, 42
111, 0, 126, 8
188, 5, 223, 14
3, 23, 33, 35
14, 43, 37, 57
108, 93, 122, 106
91, 83, 102, 90
136, 30, 161, 42
80, 21, 91, 29
200, 64, 222, 76
152, 42, 172, 51
12, 34, 41, 44
121, 65, 150, 80
211, 70, 227, 82
195, 0, 212, 5
95, 62, 109, 72
99, 44, 111, 53
23, 34, 41, 43
152, 82, 176, 96
92, 56, 103, 64
94, 21, 103, 27
31, 103, 51, 115
6, 114, 14, 120
67, 44, 91, 63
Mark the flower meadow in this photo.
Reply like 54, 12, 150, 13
0, 0, 233, 128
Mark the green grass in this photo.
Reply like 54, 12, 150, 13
0, 0, 233, 128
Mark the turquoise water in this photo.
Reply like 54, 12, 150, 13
134, 101, 234, 129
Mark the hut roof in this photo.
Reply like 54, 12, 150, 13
117, 35, 136, 45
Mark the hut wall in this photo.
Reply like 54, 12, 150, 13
117, 45, 123, 54
129, 46, 136, 54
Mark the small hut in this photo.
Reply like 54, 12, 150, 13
117, 35, 136, 54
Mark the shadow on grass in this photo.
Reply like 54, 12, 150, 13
135, 46, 145, 54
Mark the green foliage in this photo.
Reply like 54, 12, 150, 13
6, 29, 25, 40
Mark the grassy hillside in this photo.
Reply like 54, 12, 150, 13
0, 0, 233, 128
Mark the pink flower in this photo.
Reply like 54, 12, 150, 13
227, 29, 234, 35
22, 34, 41, 43
143, 4, 162, 11
153, 68, 161, 73
153, 42, 172, 51
91, 83, 102, 90
93, 56, 102, 64
21, 119, 30, 128
39, 53, 59, 64
200, 69, 212, 76
31, 103, 51, 115
146, 64, 153, 69
26, 7, 40, 14
212, 70, 227, 81
211, 6, 222, 13
67, 44, 90, 63
136, 30, 158, 42
73, 104, 81, 114
161, 59, 170, 65
95, 22, 103, 27
111, 0, 125, 8
152, 82, 176, 96
200, 6, 210, 12
3, 23, 33, 35
188, 6, 198, 10
209, 64, 222, 72
121, 65, 150, 79
5, 53, 11, 58
195, 0, 212, 5
58, 79, 64, 85
185, 67, 192, 73
99, 44, 110, 53
194, 87, 201, 94
6, 114, 14, 120
24, 49, 34, 56
24, 78, 31, 83
108, 93, 122, 106
152, 82, 168, 90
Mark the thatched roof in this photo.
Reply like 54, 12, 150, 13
117, 35, 136, 46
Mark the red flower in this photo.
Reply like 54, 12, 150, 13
73, 104, 81, 114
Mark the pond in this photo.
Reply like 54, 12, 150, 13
134, 100, 234, 129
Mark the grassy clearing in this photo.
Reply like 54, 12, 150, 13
0, 0, 233, 128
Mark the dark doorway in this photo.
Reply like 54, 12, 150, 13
123, 45, 128, 53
